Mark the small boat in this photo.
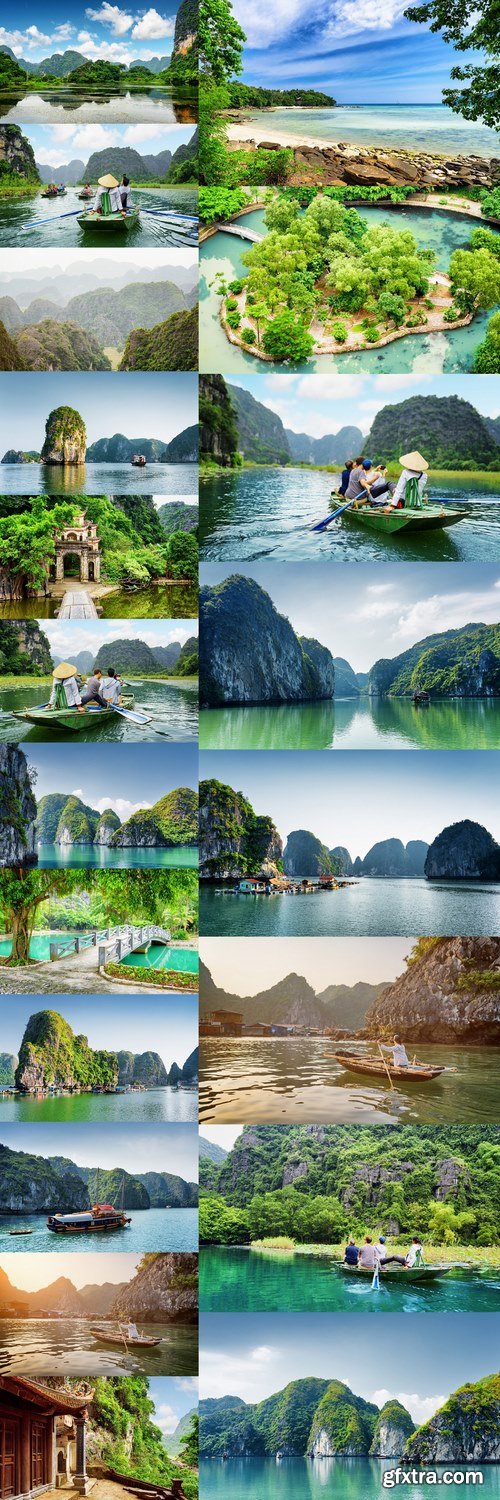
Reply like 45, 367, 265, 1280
90, 1326, 162, 1347
341, 502, 468, 534
42, 186, 66, 198
413, 690, 430, 705
332, 1051, 446, 1081
77, 208, 140, 234
131, 453, 147, 466
8, 1228, 34, 1236
47, 1206, 131, 1234
14, 690, 136, 733
77, 188, 94, 200
340, 1262, 451, 1283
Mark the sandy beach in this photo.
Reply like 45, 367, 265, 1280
226, 120, 337, 150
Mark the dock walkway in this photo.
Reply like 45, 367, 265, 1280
57, 590, 98, 619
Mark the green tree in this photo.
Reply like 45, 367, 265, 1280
0, 500, 78, 600
199, 0, 246, 82
449, 247, 500, 309
405, 0, 499, 129
0, 869, 198, 965
262, 312, 314, 362
474, 310, 500, 373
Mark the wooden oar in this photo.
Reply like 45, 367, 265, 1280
378, 1042, 394, 1090
310, 497, 356, 532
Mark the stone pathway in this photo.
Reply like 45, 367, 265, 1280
0, 946, 175, 994
57, 590, 98, 619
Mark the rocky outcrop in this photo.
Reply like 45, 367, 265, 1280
329, 846, 354, 875
228, 382, 290, 465
15, 1009, 119, 1093
435, 1157, 470, 1201
307, 1381, 380, 1456
40, 405, 86, 465
200, 576, 334, 705
341, 1161, 415, 1212
0, 746, 37, 866
370, 1401, 415, 1456
94, 809, 121, 844
137, 1171, 197, 1207
368, 623, 500, 698
248, 139, 500, 190
404, 1376, 500, 1462
365, 936, 500, 1042
332, 658, 360, 697
425, 820, 500, 880
117, 1050, 168, 1086
361, 837, 428, 878
283, 829, 335, 877
199, 374, 239, 466
111, 788, 198, 848
111, 1252, 198, 1323
199, 777, 282, 879
0, 1143, 89, 1214
0, 125, 40, 183
366, 395, 499, 472
0, 621, 52, 673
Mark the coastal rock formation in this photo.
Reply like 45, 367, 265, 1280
270, 141, 499, 190
0, 746, 37, 865
228, 381, 290, 465
332, 658, 360, 697
368, 624, 500, 698
0, 124, 40, 182
0, 1143, 90, 1213
200, 958, 384, 1031
199, 374, 239, 466
329, 846, 354, 874
117, 1050, 168, 1087
425, 820, 500, 879
111, 1252, 198, 1323
94, 809, 121, 844
54, 796, 98, 846
285, 425, 363, 466
15, 1010, 119, 1093
0, 1053, 17, 1085
40, 405, 86, 465
111, 787, 198, 848
199, 777, 283, 879
0, 621, 52, 673
308, 1382, 381, 1456
93, 636, 159, 672
361, 837, 429, 877
0, 320, 25, 370
283, 829, 335, 877
167, 1047, 198, 1086
366, 395, 499, 470
404, 1376, 500, 1462
370, 1401, 415, 1456
200, 1379, 403, 1458
137, 1171, 197, 1207
365, 936, 500, 1042
86, 1168, 149, 1209
200, 576, 334, 705
15, 319, 111, 372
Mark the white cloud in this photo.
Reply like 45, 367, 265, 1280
76, 28, 134, 60
295, 374, 366, 402
373, 1389, 446, 1424
85, 3, 134, 35
70, 124, 113, 152
154, 1403, 180, 1437
367, 583, 396, 595
231, 0, 325, 47
53, 24, 75, 40
250, 1345, 275, 1363
124, 123, 167, 142
25, 25, 52, 46
396, 586, 500, 642
72, 788, 85, 800
201, 1346, 279, 1402
175, 1377, 198, 1392
95, 796, 152, 819
327, 0, 408, 35
131, 7, 175, 38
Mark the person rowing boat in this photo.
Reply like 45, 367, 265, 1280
49, 661, 86, 714
380, 1037, 411, 1068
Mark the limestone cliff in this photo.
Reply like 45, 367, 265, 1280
0, 125, 40, 183
425, 820, 500, 880
94, 809, 121, 845
111, 787, 198, 848
117, 1050, 168, 1086
111, 1252, 198, 1323
370, 1401, 415, 1456
0, 746, 37, 866
199, 777, 282, 879
307, 1381, 380, 1456
0, 1143, 90, 1214
404, 1375, 500, 1462
283, 829, 335, 877
199, 374, 239, 466
40, 404, 86, 465
200, 575, 334, 705
365, 936, 500, 1042
15, 1009, 119, 1092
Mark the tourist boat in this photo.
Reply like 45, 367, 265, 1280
42, 186, 66, 198
47, 1206, 131, 1234
14, 689, 136, 732
8, 1228, 33, 1235
131, 453, 147, 466
77, 208, 140, 233
340, 502, 468, 534
90, 1326, 162, 1347
340, 1262, 451, 1283
332, 1051, 446, 1081
413, 689, 430, 705
77, 187, 94, 199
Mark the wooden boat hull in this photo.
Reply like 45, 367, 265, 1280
90, 1327, 161, 1347
341, 1263, 450, 1283
14, 695, 135, 731
48, 1217, 130, 1233
77, 210, 140, 233
342, 505, 467, 534
333, 1052, 446, 1081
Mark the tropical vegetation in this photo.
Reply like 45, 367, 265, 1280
0, 868, 198, 964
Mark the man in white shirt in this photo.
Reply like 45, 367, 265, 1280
358, 1237, 381, 1270
380, 1038, 410, 1068
94, 174, 126, 217
100, 668, 122, 705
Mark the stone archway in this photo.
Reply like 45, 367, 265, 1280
62, 551, 81, 579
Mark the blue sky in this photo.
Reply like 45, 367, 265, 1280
200, 750, 500, 853
200, 935, 411, 991
149, 1377, 198, 1439
0, 2, 179, 66
230, 0, 481, 104
0, 993, 198, 1062
200, 1312, 500, 1419
0, 1122, 198, 1177
0, 373, 197, 450
18, 123, 195, 170
37, 619, 197, 661
25, 741, 198, 821
229, 374, 500, 443
201, 562, 500, 673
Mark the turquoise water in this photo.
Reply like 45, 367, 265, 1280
0, 461, 196, 497
200, 1458, 500, 1500
199, 1040, 500, 1124
200, 878, 500, 937
120, 943, 199, 972
0, 186, 198, 249
200, 1246, 500, 1313
0, 1317, 197, 1377
0, 582, 198, 620
0, 1207, 197, 1253
200, 697, 500, 752
200, 207, 496, 374
241, 104, 499, 157
0, 678, 198, 743
0, 931, 82, 960
200, 470, 500, 564
36, 844, 198, 870
0, 1086, 198, 1123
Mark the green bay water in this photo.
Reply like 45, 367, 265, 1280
0, 462, 196, 497
239, 104, 498, 157
119, 942, 198, 972
0, 1207, 197, 1253
200, 697, 500, 751
200, 468, 500, 563
0, 1317, 197, 1376
200, 1246, 500, 1313
199, 1041, 499, 1125
36, 844, 198, 869
0, 1086, 198, 1123
200, 206, 497, 374
200, 1458, 500, 1500
0, 677, 198, 742
0, 186, 198, 249
0, 581, 198, 620
200, 879, 500, 938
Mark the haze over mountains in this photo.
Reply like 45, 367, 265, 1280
200, 959, 387, 1030
35, 134, 198, 186
0, 45, 172, 77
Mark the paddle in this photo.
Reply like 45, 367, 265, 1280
378, 1042, 394, 1090
371, 1263, 380, 1291
18, 210, 82, 230
310, 497, 357, 532
109, 704, 153, 725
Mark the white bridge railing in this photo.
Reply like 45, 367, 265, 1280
98, 924, 171, 967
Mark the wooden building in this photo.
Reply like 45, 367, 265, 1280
0, 1377, 91, 1499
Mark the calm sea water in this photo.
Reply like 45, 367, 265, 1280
0, 678, 198, 742
120, 942, 198, 972
200, 697, 500, 752
0, 1086, 198, 1123
0, 1207, 198, 1253
0, 186, 198, 249
36, 843, 198, 869
200, 1458, 500, 1500
0, 462, 196, 497
0, 1317, 197, 1376
200, 470, 500, 564
0, 582, 198, 620
200, 1246, 500, 1313
200, 207, 497, 374
242, 103, 499, 156
200, 879, 500, 938
0, 91, 196, 124
199, 1040, 500, 1124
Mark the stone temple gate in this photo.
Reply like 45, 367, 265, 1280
50, 512, 101, 584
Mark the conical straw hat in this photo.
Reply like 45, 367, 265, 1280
399, 451, 429, 471
53, 661, 78, 679
98, 174, 119, 188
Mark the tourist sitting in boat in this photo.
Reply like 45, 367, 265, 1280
358, 1236, 381, 1270
337, 459, 354, 497
345, 457, 386, 506
380, 1037, 410, 1068
366, 465, 397, 505
49, 662, 86, 714
94, 174, 127, 218
404, 1236, 424, 1268
126, 1321, 140, 1341
344, 1238, 360, 1266
100, 667, 122, 705
120, 175, 133, 210
376, 1235, 406, 1267
80, 668, 105, 706
371, 452, 430, 512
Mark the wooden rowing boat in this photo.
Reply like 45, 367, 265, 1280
340, 1262, 451, 1282
90, 1326, 162, 1347
332, 1052, 446, 1080
14, 692, 136, 732
77, 209, 140, 233
341, 503, 468, 534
